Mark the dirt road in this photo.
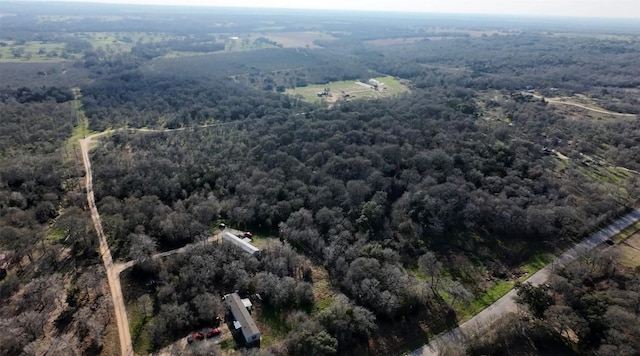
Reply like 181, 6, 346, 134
79, 123, 246, 355
115, 227, 244, 274
410, 208, 640, 356
529, 93, 637, 117
80, 134, 134, 356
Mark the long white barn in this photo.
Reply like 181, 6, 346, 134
224, 292, 260, 346
222, 231, 260, 255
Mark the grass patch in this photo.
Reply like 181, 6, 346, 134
520, 252, 554, 276
219, 337, 235, 350
64, 88, 95, 158
286, 75, 409, 104
47, 226, 66, 243
310, 265, 338, 312
611, 220, 640, 244
70, 91, 94, 139
617, 231, 640, 268
315, 295, 334, 311
127, 295, 154, 355
255, 306, 289, 347
457, 280, 514, 322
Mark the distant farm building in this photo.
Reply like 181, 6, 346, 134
224, 293, 260, 346
368, 79, 384, 90
316, 88, 330, 97
222, 232, 260, 255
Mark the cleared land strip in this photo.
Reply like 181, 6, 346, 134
529, 93, 638, 117
410, 208, 640, 356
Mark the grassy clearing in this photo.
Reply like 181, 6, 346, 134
520, 252, 554, 275
81, 32, 180, 53
221, 35, 273, 52
617, 231, 640, 268
310, 265, 337, 312
577, 164, 631, 185
65, 88, 95, 154
254, 306, 289, 347
286, 76, 409, 104
218, 337, 235, 350
127, 295, 154, 354
0, 40, 73, 62
457, 280, 514, 321
262, 31, 337, 48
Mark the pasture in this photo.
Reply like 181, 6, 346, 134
286, 75, 409, 103
261, 31, 337, 48
0, 40, 72, 62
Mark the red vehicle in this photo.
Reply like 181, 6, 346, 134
193, 332, 204, 341
205, 328, 221, 338
244, 231, 253, 238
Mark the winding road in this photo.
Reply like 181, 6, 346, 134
80, 133, 133, 356
410, 208, 640, 356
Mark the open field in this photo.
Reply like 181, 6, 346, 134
365, 37, 430, 46
36, 15, 130, 22
261, 31, 337, 48
221, 35, 273, 52
0, 40, 74, 62
549, 32, 638, 41
286, 75, 409, 103
0, 32, 184, 62
81, 32, 182, 52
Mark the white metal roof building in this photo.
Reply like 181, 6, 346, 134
224, 293, 260, 345
222, 232, 260, 255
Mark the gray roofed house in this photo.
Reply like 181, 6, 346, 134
224, 292, 260, 345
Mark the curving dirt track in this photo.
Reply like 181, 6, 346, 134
80, 133, 133, 356
529, 93, 638, 117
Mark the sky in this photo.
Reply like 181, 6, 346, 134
47, 0, 640, 19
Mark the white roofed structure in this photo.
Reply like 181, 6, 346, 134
222, 231, 260, 255
224, 293, 260, 345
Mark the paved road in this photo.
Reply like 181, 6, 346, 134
410, 208, 640, 356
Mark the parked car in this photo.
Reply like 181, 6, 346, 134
192, 332, 204, 341
187, 334, 194, 344
244, 231, 252, 238
205, 328, 221, 338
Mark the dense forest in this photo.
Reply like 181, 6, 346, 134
1, 1, 639, 355
0, 86, 113, 354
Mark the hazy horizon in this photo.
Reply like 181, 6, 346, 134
9, 0, 640, 19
